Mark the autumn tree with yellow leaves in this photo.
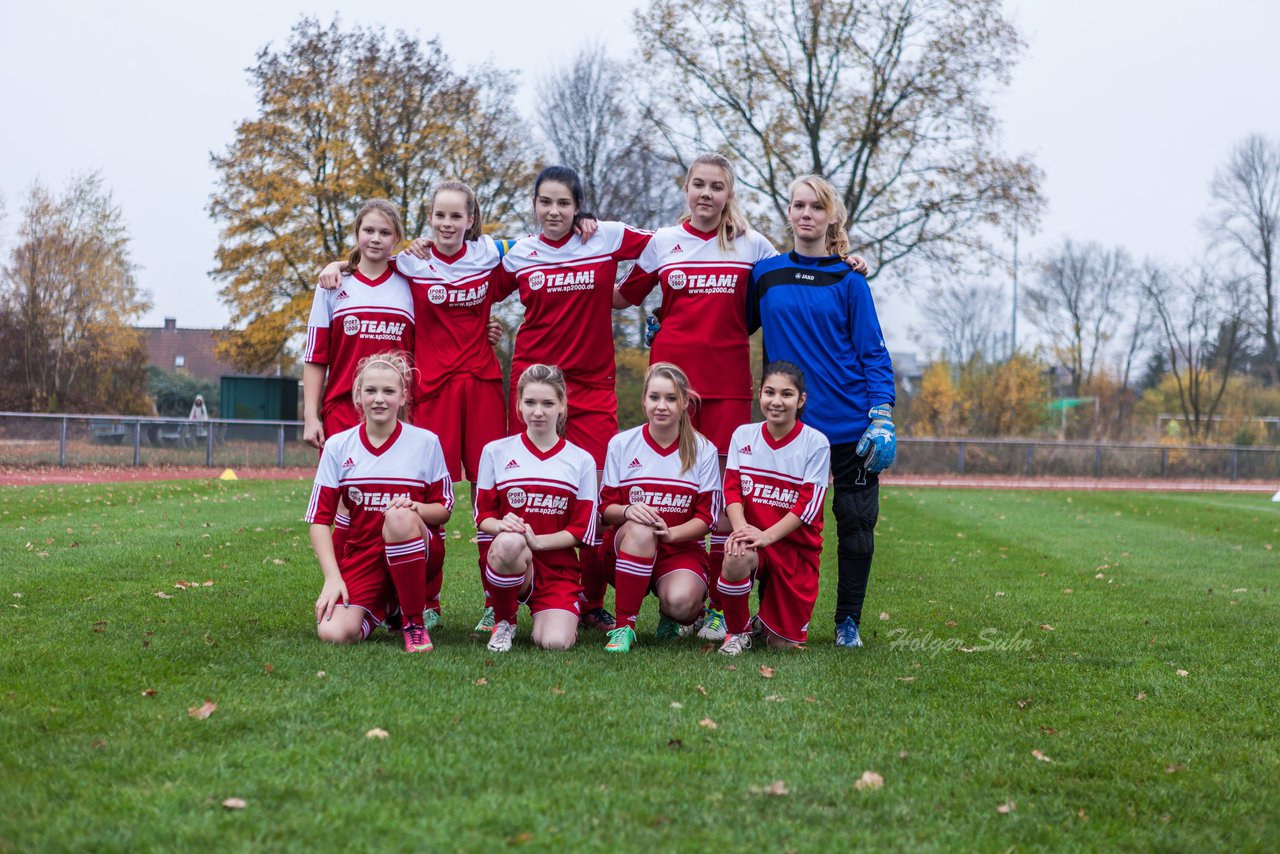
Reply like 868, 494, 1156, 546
210, 17, 533, 371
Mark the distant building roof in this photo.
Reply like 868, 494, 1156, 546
137, 317, 271, 382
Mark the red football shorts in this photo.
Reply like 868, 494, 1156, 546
752, 541, 820, 644
691, 397, 751, 456
509, 377, 617, 469
414, 376, 505, 482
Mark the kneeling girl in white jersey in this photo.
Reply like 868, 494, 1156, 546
305, 351, 453, 653
598, 363, 722, 653
475, 364, 598, 652
719, 361, 831, 655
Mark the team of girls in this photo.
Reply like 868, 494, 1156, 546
305, 351, 453, 653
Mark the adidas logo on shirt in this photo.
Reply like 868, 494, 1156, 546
627, 457, 643, 469
671, 243, 683, 253
527, 250, 538, 258
335, 290, 349, 301
505, 459, 520, 470
738, 444, 752, 454
341, 457, 356, 468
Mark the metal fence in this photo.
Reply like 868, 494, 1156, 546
896, 437, 1280, 482
2, 412, 1279, 482
0, 412, 314, 469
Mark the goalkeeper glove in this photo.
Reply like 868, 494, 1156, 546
855, 404, 896, 473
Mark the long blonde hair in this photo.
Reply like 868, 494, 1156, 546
787, 174, 851, 257
516, 364, 569, 437
350, 349, 415, 421
644, 362, 702, 475
679, 153, 750, 252
432, 180, 484, 241
341, 199, 405, 274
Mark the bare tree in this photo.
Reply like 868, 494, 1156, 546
634, 0, 1041, 272
1207, 134, 1280, 385
1023, 240, 1136, 395
1143, 265, 1249, 441
915, 282, 1006, 364
536, 45, 685, 346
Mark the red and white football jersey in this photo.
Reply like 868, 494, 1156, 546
723, 420, 830, 552
305, 421, 453, 551
392, 239, 503, 397
493, 221, 651, 387
474, 433, 598, 570
304, 267, 415, 422
618, 223, 777, 399
600, 424, 722, 541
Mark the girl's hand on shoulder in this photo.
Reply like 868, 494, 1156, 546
844, 254, 869, 275
405, 237, 433, 259
318, 261, 344, 290
315, 579, 349, 623
573, 215, 599, 242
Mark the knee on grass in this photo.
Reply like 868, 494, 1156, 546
316, 618, 365, 644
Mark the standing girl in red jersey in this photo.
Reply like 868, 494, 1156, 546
474, 364, 599, 652
306, 351, 453, 652
491, 165, 654, 633
303, 199, 416, 566
598, 363, 722, 653
717, 361, 831, 655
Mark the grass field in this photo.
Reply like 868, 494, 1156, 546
2, 478, 1277, 852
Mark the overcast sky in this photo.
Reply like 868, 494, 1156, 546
2, 1, 1278, 356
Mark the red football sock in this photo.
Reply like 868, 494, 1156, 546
484, 563, 524, 625
613, 549, 656, 629
424, 530, 444, 614
717, 576, 754, 634
384, 537, 427, 626
579, 541, 612, 612
707, 535, 727, 610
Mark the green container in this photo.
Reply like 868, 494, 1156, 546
218, 375, 299, 440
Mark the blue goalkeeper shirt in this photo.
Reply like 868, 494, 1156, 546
747, 252, 895, 444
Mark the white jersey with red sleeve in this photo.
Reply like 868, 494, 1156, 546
391, 239, 504, 397
473, 433, 598, 570
618, 224, 777, 400
492, 221, 652, 387
600, 424, 722, 542
304, 268, 415, 422
723, 420, 830, 552
305, 421, 453, 552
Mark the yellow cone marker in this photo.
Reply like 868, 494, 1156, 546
219, 468, 239, 481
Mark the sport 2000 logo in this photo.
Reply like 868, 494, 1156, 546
667, 270, 687, 290
345, 487, 364, 506
507, 487, 527, 509
427, 285, 448, 305
628, 486, 646, 504
527, 272, 546, 291
738, 475, 754, 495
342, 316, 361, 336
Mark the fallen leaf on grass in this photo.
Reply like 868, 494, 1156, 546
188, 700, 217, 720
1040, 624, 1054, 632
996, 800, 1016, 814
1016, 698, 1033, 709
90, 739, 107, 749
879, 612, 890, 621
1031, 749, 1053, 763
365, 728, 389, 740
995, 591, 1006, 597
263, 663, 273, 674
670, 702, 683, 709
699, 642, 716, 654
155, 592, 173, 599
1175, 669, 1189, 678
473, 678, 488, 686
763, 694, 785, 702
667, 738, 683, 749
695, 685, 708, 696
203, 581, 215, 587
805, 696, 816, 703
1165, 763, 1184, 774
1136, 692, 1147, 701
854, 771, 884, 791
141, 689, 157, 698
1062, 588, 1073, 595
748, 780, 789, 796
699, 718, 717, 730
1041, 727, 1058, 735
1077, 808, 1089, 821
725, 664, 737, 671
550, 686, 565, 695
316, 671, 326, 678
1096, 572, 1105, 579
945, 620, 958, 628
221, 798, 247, 810
896, 677, 915, 682
174, 581, 194, 589
759, 666, 775, 679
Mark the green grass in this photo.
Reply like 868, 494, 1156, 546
1, 480, 1277, 852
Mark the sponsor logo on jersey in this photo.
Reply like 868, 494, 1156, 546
671, 243, 683, 253
667, 270, 687, 290
346, 486, 364, 505
341, 457, 356, 468
627, 457, 642, 469
343, 316, 361, 335
527, 250, 539, 258
335, 289, 350, 301
745, 480, 800, 509
346, 488, 409, 509
504, 459, 520, 470
528, 269, 597, 293
527, 271, 546, 291
522, 492, 570, 514
739, 444, 752, 454
795, 273, 815, 282
507, 487, 527, 509
676, 272, 739, 294
426, 282, 488, 307
343, 317, 408, 340
629, 488, 693, 514
427, 285, 449, 305
738, 475, 754, 495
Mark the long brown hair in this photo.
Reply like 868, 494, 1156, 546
341, 199, 405, 274
679, 153, 749, 252
516, 364, 569, 437
644, 362, 702, 475
432, 180, 484, 241
787, 174, 851, 257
